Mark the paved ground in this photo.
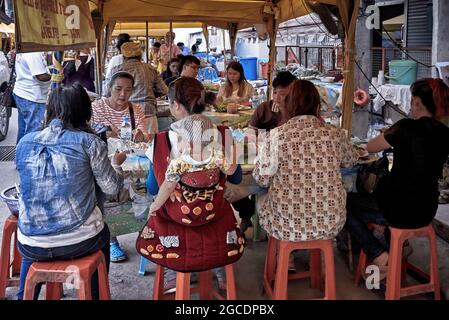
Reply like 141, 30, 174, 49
1, 109, 448, 300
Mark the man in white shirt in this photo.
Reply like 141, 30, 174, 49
13, 52, 51, 143
103, 33, 131, 95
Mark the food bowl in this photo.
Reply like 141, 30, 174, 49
1, 186, 19, 217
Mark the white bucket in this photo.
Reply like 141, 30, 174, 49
436, 62, 449, 86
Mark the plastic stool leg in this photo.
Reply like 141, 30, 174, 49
139, 256, 148, 276
175, 272, 191, 300
310, 249, 322, 289
225, 265, 237, 300
354, 250, 368, 286
273, 242, 289, 300
152, 265, 164, 300
428, 230, 441, 300
385, 236, 403, 300
322, 243, 337, 300
46, 282, 63, 300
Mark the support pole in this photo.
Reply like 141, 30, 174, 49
222, 28, 227, 68
146, 20, 149, 63
169, 21, 173, 60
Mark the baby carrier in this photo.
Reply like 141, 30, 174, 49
136, 126, 244, 272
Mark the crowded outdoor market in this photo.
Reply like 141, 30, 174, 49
0, 0, 448, 305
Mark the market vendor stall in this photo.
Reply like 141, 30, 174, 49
88, 0, 360, 133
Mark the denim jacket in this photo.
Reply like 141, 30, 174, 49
16, 119, 124, 236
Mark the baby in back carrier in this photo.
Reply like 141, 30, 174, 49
148, 114, 237, 215
137, 114, 244, 281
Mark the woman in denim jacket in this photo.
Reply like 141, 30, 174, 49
15, 84, 126, 300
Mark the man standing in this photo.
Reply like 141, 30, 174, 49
119, 42, 168, 133
160, 32, 181, 71
104, 33, 131, 93
13, 52, 51, 143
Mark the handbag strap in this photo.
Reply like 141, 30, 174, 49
128, 102, 136, 131
8, 60, 15, 86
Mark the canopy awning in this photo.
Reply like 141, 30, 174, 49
88, 0, 359, 133
0, 23, 14, 34
89, 0, 314, 28
112, 22, 203, 37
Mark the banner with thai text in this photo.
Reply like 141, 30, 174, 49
15, 0, 96, 52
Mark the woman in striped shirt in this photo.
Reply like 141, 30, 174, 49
92, 71, 151, 143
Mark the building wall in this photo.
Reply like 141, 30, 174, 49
432, 0, 449, 76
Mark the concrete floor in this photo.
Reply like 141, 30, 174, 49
1, 109, 448, 300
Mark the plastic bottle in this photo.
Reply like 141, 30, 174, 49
251, 90, 259, 109
259, 89, 267, 104
121, 116, 132, 141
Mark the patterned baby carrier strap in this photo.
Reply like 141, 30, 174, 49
136, 125, 245, 272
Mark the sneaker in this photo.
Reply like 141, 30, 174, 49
214, 267, 226, 291
163, 268, 177, 295
163, 269, 199, 295
110, 242, 127, 262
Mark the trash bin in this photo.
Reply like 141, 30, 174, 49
260, 62, 269, 80
436, 62, 449, 86
239, 57, 258, 80
386, 59, 417, 85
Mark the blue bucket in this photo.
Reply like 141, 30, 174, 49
239, 57, 258, 80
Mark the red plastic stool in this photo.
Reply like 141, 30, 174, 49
23, 250, 110, 300
153, 264, 237, 300
263, 236, 336, 300
0, 215, 21, 299
354, 225, 440, 300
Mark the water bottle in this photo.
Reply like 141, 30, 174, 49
121, 116, 132, 141
259, 89, 267, 104
251, 90, 259, 109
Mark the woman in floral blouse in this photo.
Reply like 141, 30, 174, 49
253, 79, 359, 241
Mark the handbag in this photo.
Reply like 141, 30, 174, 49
356, 150, 390, 194
1, 61, 16, 109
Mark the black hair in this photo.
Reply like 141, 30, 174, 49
191, 44, 198, 53
273, 71, 297, 88
177, 42, 184, 47
46, 83, 92, 131
165, 58, 180, 78
179, 55, 200, 73
109, 71, 135, 88
410, 78, 439, 116
153, 42, 161, 48
116, 33, 131, 52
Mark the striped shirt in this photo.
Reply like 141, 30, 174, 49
91, 97, 147, 132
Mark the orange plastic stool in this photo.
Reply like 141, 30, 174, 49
0, 215, 22, 299
23, 250, 110, 300
153, 264, 237, 300
354, 225, 440, 300
263, 236, 336, 300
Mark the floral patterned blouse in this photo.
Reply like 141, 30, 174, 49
253, 115, 359, 241
165, 148, 231, 183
